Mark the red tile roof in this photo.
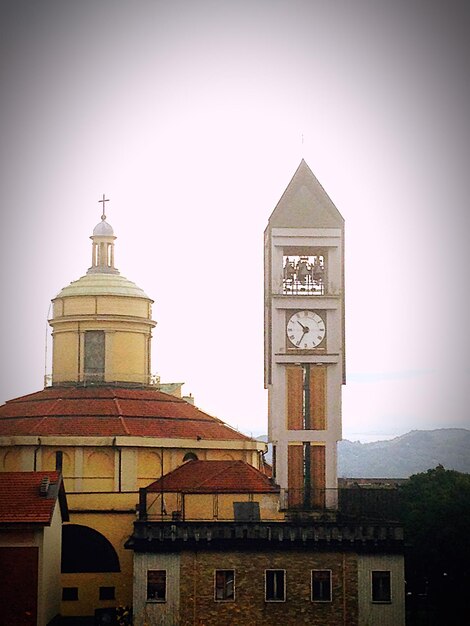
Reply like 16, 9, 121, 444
0, 386, 251, 441
0, 471, 68, 525
147, 460, 279, 494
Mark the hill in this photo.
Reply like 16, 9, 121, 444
258, 429, 470, 478
338, 428, 470, 478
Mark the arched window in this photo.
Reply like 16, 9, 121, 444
183, 452, 198, 463
62, 524, 120, 573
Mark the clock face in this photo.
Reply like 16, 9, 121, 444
286, 310, 326, 349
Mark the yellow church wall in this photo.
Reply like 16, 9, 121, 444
51, 321, 152, 384
56, 295, 151, 320
53, 299, 64, 317
137, 449, 162, 488
63, 296, 96, 316
42, 448, 74, 475
0, 441, 265, 494
82, 449, 115, 491
61, 511, 136, 617
61, 572, 124, 617
65, 492, 138, 511
183, 494, 214, 520
96, 296, 149, 318
1, 447, 24, 471
111, 331, 147, 382
215, 493, 284, 521
52, 332, 78, 382
143, 492, 284, 522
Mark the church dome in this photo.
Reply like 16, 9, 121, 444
93, 219, 114, 236
0, 386, 251, 441
54, 272, 151, 300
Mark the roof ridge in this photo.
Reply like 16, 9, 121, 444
34, 397, 64, 430
113, 397, 130, 435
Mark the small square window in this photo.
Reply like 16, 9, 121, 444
312, 570, 332, 602
214, 570, 235, 601
62, 587, 78, 601
265, 569, 286, 602
99, 586, 115, 600
372, 570, 391, 602
147, 570, 166, 602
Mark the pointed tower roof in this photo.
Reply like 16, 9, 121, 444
267, 159, 344, 228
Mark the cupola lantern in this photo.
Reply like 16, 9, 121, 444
49, 197, 156, 386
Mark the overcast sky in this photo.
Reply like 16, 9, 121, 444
1, 0, 469, 441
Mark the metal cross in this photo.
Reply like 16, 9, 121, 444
98, 194, 109, 220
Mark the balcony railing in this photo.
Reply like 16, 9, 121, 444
139, 488, 402, 523
280, 487, 401, 521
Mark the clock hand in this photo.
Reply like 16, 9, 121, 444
297, 328, 308, 345
297, 321, 308, 332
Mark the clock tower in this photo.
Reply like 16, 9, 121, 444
264, 160, 345, 511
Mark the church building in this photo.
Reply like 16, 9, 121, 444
0, 162, 404, 626
0, 202, 265, 621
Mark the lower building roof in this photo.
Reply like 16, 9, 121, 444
0, 471, 68, 525
146, 460, 278, 494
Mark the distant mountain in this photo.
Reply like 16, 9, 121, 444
339, 429, 470, 478
258, 429, 470, 478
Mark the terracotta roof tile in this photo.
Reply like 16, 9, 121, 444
147, 460, 279, 494
0, 386, 251, 441
0, 471, 63, 524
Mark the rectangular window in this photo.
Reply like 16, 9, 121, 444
99, 586, 115, 600
55, 450, 63, 471
62, 587, 78, 601
214, 570, 235, 601
84, 330, 105, 382
265, 569, 286, 602
147, 570, 166, 602
312, 570, 332, 602
372, 570, 391, 602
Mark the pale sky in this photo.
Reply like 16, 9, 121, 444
1, 0, 469, 441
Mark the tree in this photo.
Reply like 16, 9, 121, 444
400, 465, 470, 624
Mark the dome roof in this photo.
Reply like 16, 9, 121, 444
0, 386, 252, 441
93, 219, 114, 236
54, 272, 151, 300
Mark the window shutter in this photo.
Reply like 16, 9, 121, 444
309, 445, 326, 508
288, 444, 304, 508
286, 366, 303, 430
309, 366, 326, 429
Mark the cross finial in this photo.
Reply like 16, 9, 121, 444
98, 194, 109, 221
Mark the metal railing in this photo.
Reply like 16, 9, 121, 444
280, 487, 401, 521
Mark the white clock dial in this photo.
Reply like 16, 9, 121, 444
286, 310, 325, 349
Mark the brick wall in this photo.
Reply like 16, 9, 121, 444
179, 548, 358, 626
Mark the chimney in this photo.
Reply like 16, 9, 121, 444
39, 476, 50, 496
